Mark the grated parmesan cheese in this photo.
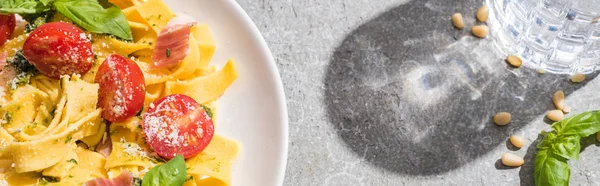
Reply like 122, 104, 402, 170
121, 142, 149, 158
107, 172, 114, 178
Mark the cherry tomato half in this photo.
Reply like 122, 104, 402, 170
0, 14, 15, 46
96, 54, 145, 122
142, 94, 214, 159
23, 22, 93, 79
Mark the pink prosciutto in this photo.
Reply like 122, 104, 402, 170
84, 171, 134, 186
96, 134, 113, 158
0, 52, 6, 69
151, 24, 191, 68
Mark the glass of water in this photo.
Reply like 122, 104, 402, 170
486, 0, 600, 74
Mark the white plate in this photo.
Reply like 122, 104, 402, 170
163, 0, 289, 185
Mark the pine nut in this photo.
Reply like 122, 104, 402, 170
562, 106, 571, 113
509, 136, 525, 148
493, 112, 511, 126
552, 90, 565, 110
570, 73, 585, 83
452, 13, 464, 30
547, 110, 564, 122
505, 55, 522, 68
501, 153, 524, 167
538, 69, 546, 74
472, 25, 489, 38
477, 5, 489, 22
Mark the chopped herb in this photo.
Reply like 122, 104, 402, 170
213, 161, 223, 172
185, 176, 194, 181
3, 112, 12, 124
39, 176, 59, 185
148, 42, 153, 46
152, 23, 157, 26
200, 104, 213, 118
8, 51, 38, 75
68, 175, 74, 178
23, 12, 54, 33
133, 177, 142, 186
166, 48, 171, 57
65, 135, 72, 144
7, 51, 39, 90
94, 54, 99, 60
136, 106, 144, 117
158, 14, 162, 19
66, 158, 78, 164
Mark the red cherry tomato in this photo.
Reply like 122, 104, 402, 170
23, 22, 93, 79
142, 94, 214, 159
96, 54, 145, 122
0, 14, 15, 46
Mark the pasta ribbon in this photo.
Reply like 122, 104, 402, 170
131, 0, 175, 34
60, 147, 109, 184
191, 24, 217, 69
186, 135, 240, 186
165, 59, 238, 104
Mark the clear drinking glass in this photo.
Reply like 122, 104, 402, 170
486, 0, 600, 74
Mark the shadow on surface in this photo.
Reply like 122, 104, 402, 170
324, 0, 597, 176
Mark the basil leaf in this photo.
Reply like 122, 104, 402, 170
53, 0, 133, 40
536, 132, 556, 149
200, 104, 213, 118
534, 111, 600, 186
142, 155, 187, 186
550, 135, 580, 160
534, 149, 570, 186
560, 114, 600, 137
551, 111, 600, 136
40, 0, 55, 6
0, 0, 52, 14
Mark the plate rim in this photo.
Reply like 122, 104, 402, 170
224, 0, 290, 185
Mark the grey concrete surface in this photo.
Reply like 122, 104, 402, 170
236, 0, 600, 185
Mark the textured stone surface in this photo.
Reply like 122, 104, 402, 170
236, 0, 600, 185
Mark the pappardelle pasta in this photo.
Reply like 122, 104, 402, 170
0, 0, 239, 185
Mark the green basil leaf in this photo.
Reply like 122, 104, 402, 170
552, 111, 600, 136
536, 132, 557, 149
534, 111, 600, 186
142, 155, 187, 186
0, 0, 52, 14
200, 104, 213, 118
53, 0, 133, 40
534, 149, 570, 186
550, 135, 580, 160
40, 0, 55, 6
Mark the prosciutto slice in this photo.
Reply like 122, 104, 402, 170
84, 171, 134, 186
151, 14, 197, 68
96, 133, 113, 158
0, 52, 7, 69
151, 24, 191, 68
